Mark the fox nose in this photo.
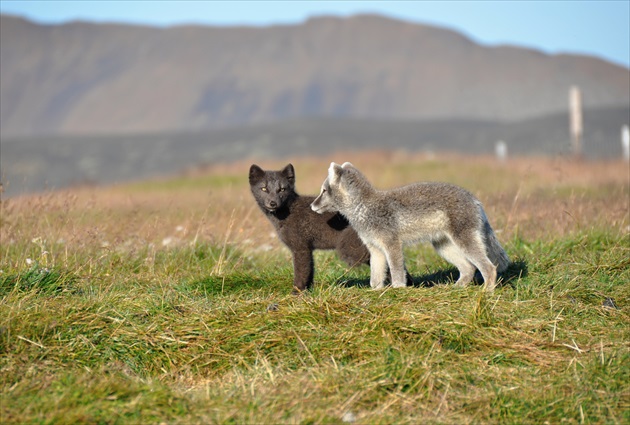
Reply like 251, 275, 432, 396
269, 201, 277, 208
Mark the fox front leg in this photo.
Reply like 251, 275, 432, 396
292, 249, 315, 294
367, 245, 388, 289
384, 243, 408, 288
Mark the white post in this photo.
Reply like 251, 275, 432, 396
569, 86, 583, 158
495, 140, 507, 163
622, 125, 630, 161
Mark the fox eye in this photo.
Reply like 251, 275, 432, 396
261, 187, 268, 192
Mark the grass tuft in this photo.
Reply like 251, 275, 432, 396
0, 263, 76, 296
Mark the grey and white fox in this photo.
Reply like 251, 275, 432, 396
311, 162, 509, 291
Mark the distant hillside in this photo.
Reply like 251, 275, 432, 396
2, 105, 628, 197
1, 13, 628, 136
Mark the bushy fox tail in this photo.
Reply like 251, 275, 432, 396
483, 220, 510, 273
477, 202, 510, 273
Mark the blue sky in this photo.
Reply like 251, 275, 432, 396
1, 1, 629, 68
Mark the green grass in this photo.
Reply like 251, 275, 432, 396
1, 155, 628, 423
1, 228, 628, 424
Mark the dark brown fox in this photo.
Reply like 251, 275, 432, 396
249, 163, 370, 293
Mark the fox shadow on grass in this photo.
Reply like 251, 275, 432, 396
186, 260, 528, 295
339, 258, 528, 289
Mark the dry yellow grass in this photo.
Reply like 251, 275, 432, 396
2, 152, 628, 262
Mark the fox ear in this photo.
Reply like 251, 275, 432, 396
281, 164, 295, 184
341, 162, 354, 170
328, 162, 344, 184
249, 164, 265, 184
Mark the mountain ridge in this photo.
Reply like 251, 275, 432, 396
1, 13, 628, 137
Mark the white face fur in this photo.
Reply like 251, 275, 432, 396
310, 162, 348, 214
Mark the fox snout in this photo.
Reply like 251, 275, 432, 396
310, 197, 326, 214
265, 199, 280, 211
311, 186, 337, 214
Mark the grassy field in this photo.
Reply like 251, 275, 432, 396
1, 152, 629, 424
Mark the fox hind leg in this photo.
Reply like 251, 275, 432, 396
432, 237, 476, 287
453, 231, 498, 291
468, 255, 497, 292
336, 229, 370, 267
